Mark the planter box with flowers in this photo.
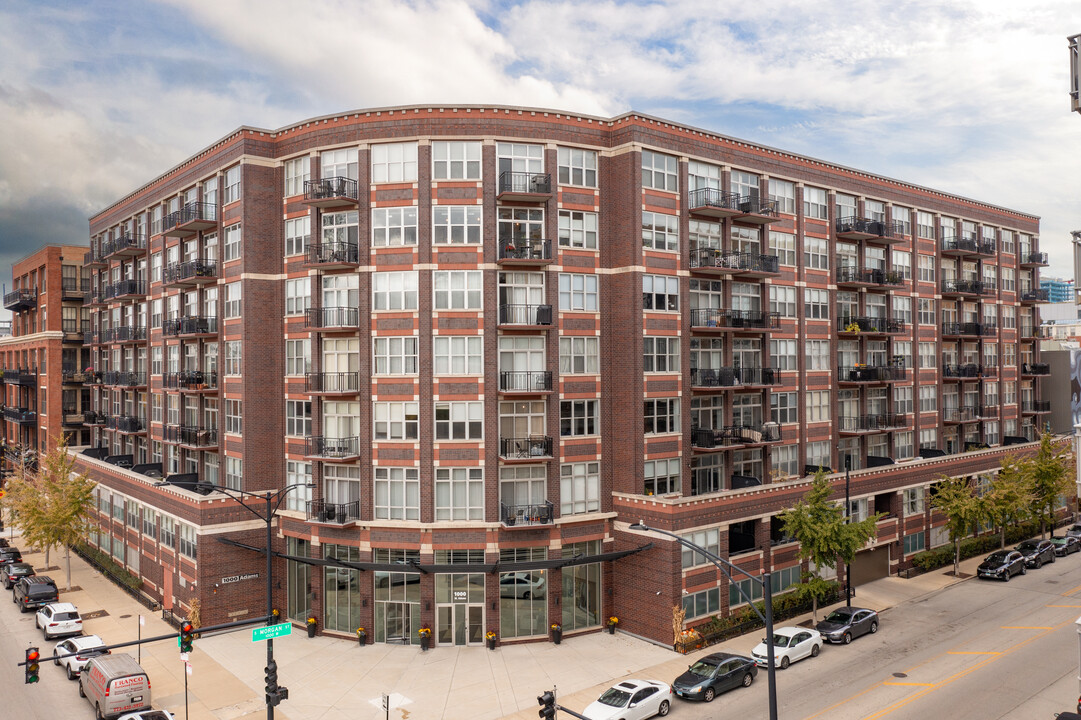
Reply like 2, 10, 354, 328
486, 631, 497, 650
550, 623, 562, 644
419, 626, 432, 651
607, 616, 619, 634
306, 616, 317, 638
356, 627, 367, 646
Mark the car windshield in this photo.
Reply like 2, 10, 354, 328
823, 610, 853, 623
597, 688, 631, 707
1017, 541, 1037, 552
770, 634, 791, 647
1051, 537, 1066, 544
688, 659, 719, 676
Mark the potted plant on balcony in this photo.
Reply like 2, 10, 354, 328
419, 626, 432, 651
306, 615, 317, 638
607, 616, 619, 635
486, 630, 497, 650
550, 623, 562, 645
844, 322, 861, 334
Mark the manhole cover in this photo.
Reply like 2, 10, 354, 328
119, 614, 132, 619
82, 610, 110, 620
892, 672, 908, 678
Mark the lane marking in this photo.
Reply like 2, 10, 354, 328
946, 651, 1000, 655
1046, 604, 1081, 608
882, 682, 934, 687
1000, 625, 1052, 629
1060, 583, 1081, 596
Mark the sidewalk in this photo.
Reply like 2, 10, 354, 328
10, 525, 987, 720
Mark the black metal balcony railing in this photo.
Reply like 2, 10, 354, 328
688, 187, 741, 214
1022, 400, 1051, 413
838, 364, 906, 382
500, 500, 555, 526
689, 308, 781, 330
103, 325, 148, 343
690, 367, 780, 387
305, 306, 359, 329
162, 316, 218, 336
498, 171, 551, 196
733, 194, 778, 219
499, 304, 553, 326
165, 425, 219, 447
165, 201, 218, 232
61, 366, 88, 383
83, 410, 107, 425
84, 249, 104, 266
5, 367, 37, 387
690, 423, 782, 449
498, 239, 553, 262
499, 370, 554, 392
1022, 362, 1050, 375
305, 436, 360, 459
689, 248, 780, 274
1024, 251, 1049, 265
940, 236, 996, 255
305, 241, 359, 266
62, 408, 84, 425
163, 370, 218, 390
835, 267, 905, 286
500, 436, 554, 459
306, 499, 362, 524
941, 278, 993, 296
305, 372, 360, 394
3, 288, 36, 311
836, 316, 905, 334
942, 363, 985, 378
104, 279, 146, 299
835, 216, 904, 241
943, 407, 984, 423
107, 415, 146, 433
838, 413, 907, 432
304, 176, 359, 203
1021, 289, 1050, 302
942, 322, 996, 337
103, 233, 147, 257
163, 260, 218, 284
3, 407, 36, 424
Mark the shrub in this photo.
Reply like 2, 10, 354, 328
909, 522, 1044, 572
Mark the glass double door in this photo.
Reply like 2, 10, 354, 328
435, 572, 484, 645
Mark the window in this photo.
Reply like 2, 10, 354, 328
644, 398, 679, 434
560, 400, 598, 436
321, 148, 358, 180
558, 147, 598, 187
894, 386, 913, 414
224, 282, 242, 318
803, 187, 828, 219
151, 347, 162, 375
434, 335, 483, 375
985, 420, 999, 446
224, 341, 241, 376
224, 456, 242, 491
372, 207, 418, 247
433, 270, 482, 310
894, 431, 914, 461
321, 210, 358, 250
804, 236, 828, 269
805, 340, 830, 370
558, 210, 598, 249
769, 286, 796, 317
223, 165, 241, 204
769, 179, 795, 214
285, 216, 310, 257
1002, 306, 1016, 329
286, 400, 312, 437
1001, 231, 1016, 255
643, 336, 680, 372
1001, 267, 1015, 292
643, 274, 679, 311
432, 141, 481, 180
918, 255, 935, 283
373, 402, 419, 440
641, 150, 678, 191
225, 399, 242, 434
903, 532, 926, 555
151, 252, 162, 284
916, 211, 934, 238
558, 273, 599, 312
285, 278, 310, 316
561, 461, 600, 514
773, 444, 798, 477
435, 401, 483, 440
892, 250, 912, 280
223, 224, 241, 261
285, 339, 311, 376
807, 391, 830, 422
918, 298, 935, 325
770, 339, 797, 371
919, 386, 937, 412
769, 231, 796, 266
432, 206, 482, 245
373, 337, 418, 375
371, 141, 418, 183
177, 523, 197, 560
771, 392, 798, 424
894, 296, 912, 325
681, 587, 720, 619
642, 211, 678, 251
891, 206, 911, 235
559, 336, 599, 374
435, 467, 483, 520
284, 157, 309, 197
374, 466, 419, 520
681, 528, 720, 568
285, 461, 313, 512
644, 458, 679, 495
372, 271, 419, 310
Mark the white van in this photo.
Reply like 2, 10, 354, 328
78, 653, 152, 719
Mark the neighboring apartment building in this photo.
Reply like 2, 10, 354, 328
1040, 276, 1073, 303
1, 245, 91, 474
72, 106, 1052, 647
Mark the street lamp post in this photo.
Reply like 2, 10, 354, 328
629, 521, 778, 720
844, 453, 852, 608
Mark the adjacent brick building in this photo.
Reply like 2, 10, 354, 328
69, 105, 1053, 647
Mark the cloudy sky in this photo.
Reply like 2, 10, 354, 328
1, 0, 1079, 289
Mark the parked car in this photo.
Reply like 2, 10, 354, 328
79, 653, 152, 719
977, 549, 1027, 581
0, 537, 10, 548
1050, 536, 1081, 556
1065, 524, 1081, 539
36, 602, 83, 639
1017, 539, 1057, 568
750, 627, 823, 668
53, 634, 109, 680
13, 575, 59, 612
815, 607, 879, 644
2, 561, 35, 589
498, 572, 546, 599
582, 679, 671, 720
118, 711, 175, 720
0, 547, 23, 565
671, 652, 757, 702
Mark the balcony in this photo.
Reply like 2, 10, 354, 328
1021, 362, 1050, 376
942, 322, 996, 338
837, 316, 905, 335
497, 171, 552, 201
83, 330, 98, 344
1020, 288, 1050, 304
499, 436, 554, 460
1022, 400, 1051, 414
163, 370, 218, 391
942, 363, 987, 379
163, 260, 218, 287
1021, 251, 1049, 267
103, 279, 146, 301
497, 239, 553, 265
940, 236, 996, 257
3, 288, 36, 312
4, 367, 37, 387
305, 371, 360, 395
162, 316, 218, 337
499, 304, 553, 326
303, 177, 359, 208
163, 201, 218, 237
499, 370, 553, 392
941, 278, 993, 297
689, 308, 780, 331
305, 306, 359, 331
731, 195, 779, 225
103, 233, 147, 259
106, 415, 146, 434
838, 363, 906, 383
690, 366, 780, 389
103, 325, 148, 343
62, 409, 85, 426
942, 407, 985, 423
62, 366, 88, 384
61, 278, 90, 300
500, 500, 555, 527
687, 188, 742, 219
84, 249, 105, 267
306, 499, 361, 525
689, 248, 780, 277
164, 425, 219, 447
835, 217, 904, 243
838, 413, 908, 433
835, 267, 905, 287
83, 410, 107, 425
690, 423, 782, 449
3, 408, 36, 425
304, 241, 359, 269
103, 371, 147, 388
304, 436, 361, 461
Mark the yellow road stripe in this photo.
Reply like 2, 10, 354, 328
946, 651, 1001, 655
1046, 604, 1081, 608
882, 682, 935, 686
1061, 583, 1081, 596
1000, 625, 1052, 629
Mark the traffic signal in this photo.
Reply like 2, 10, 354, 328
265, 659, 279, 695
25, 647, 40, 684
537, 690, 556, 720
179, 621, 195, 653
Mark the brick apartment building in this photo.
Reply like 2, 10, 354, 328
1, 245, 92, 474
67, 105, 1054, 648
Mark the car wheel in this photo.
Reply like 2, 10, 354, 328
780, 656, 790, 669
521, 591, 531, 599
53, 652, 60, 667
703, 687, 715, 702
1051, 553, 1057, 563
869, 621, 878, 634
67, 665, 75, 680
1020, 564, 1027, 575
842, 632, 852, 645
742, 673, 753, 687
96, 703, 105, 720
657, 699, 670, 717
78, 682, 85, 697
811, 643, 821, 658
1003, 570, 1011, 581
43, 630, 51, 640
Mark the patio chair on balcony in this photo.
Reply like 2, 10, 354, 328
699, 368, 717, 387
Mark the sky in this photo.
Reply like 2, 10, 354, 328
1, 0, 1079, 291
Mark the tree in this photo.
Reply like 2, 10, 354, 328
780, 471, 883, 622
1, 436, 96, 590
981, 457, 1032, 549
930, 475, 982, 576
1026, 431, 1075, 539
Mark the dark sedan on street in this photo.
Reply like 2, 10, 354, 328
671, 652, 757, 702
1, 562, 35, 589
1050, 535, 1081, 557
814, 607, 879, 644
1016, 539, 1057, 568
977, 549, 1026, 581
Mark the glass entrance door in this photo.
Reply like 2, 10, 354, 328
436, 604, 483, 646
383, 602, 410, 644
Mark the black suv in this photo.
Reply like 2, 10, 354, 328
13, 576, 58, 613
1016, 538, 1057, 569
0, 547, 22, 565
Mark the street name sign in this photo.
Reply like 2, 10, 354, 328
252, 623, 292, 642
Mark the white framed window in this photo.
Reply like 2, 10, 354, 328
643, 336, 680, 372
322, 148, 358, 180
435, 401, 483, 440
919, 386, 937, 412
223, 165, 241, 204
894, 432, 914, 461
284, 157, 310, 197
225, 399, 242, 434
285, 216, 310, 257
285, 339, 310, 376
892, 206, 911, 235
374, 466, 419, 520
917, 255, 935, 283
559, 210, 598, 249
807, 390, 830, 422
372, 206, 418, 247
373, 402, 419, 440
773, 444, 799, 477
285, 461, 312, 512
642, 211, 678, 251
806, 340, 829, 370
641, 150, 678, 191
892, 250, 912, 279
373, 336, 418, 375
433, 270, 482, 310
559, 336, 599, 374
224, 282, 242, 318
1001, 267, 1015, 292
644, 458, 680, 495
285, 278, 310, 316
771, 392, 798, 424
894, 296, 912, 325
919, 342, 936, 368
223, 224, 241, 261
916, 211, 934, 238
768, 179, 795, 214
151, 252, 162, 284
803, 187, 828, 219
496, 142, 544, 176
286, 400, 311, 437
371, 141, 418, 183
894, 386, 913, 414
770, 286, 796, 317
903, 487, 924, 515
561, 461, 600, 514
432, 141, 481, 180
151, 347, 162, 375
560, 399, 599, 436
804, 288, 829, 320
432, 206, 482, 245
434, 335, 483, 375
769, 231, 796, 266
681, 529, 721, 568
372, 271, 419, 311
321, 210, 358, 248
644, 398, 679, 434
557, 147, 598, 188
643, 274, 679, 311
435, 467, 484, 521
224, 341, 241, 376
223, 457, 241, 492
558, 273, 599, 312
918, 298, 935, 325
803, 236, 829, 269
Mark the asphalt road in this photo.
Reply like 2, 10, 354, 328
660, 555, 1081, 720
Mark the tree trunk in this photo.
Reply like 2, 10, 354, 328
812, 595, 818, 625
44, 544, 50, 567
953, 540, 960, 577
999, 525, 1005, 549
65, 545, 72, 591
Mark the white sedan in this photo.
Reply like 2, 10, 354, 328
117, 711, 175, 720
750, 626, 823, 669
582, 679, 671, 720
